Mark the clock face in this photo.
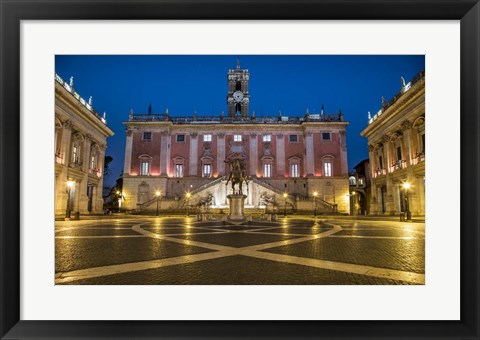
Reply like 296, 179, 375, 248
233, 91, 244, 103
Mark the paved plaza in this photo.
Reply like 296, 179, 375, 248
55, 216, 425, 285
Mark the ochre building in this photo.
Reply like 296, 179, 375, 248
55, 74, 114, 216
121, 63, 350, 214
361, 70, 425, 216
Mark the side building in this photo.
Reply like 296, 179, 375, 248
121, 63, 350, 214
55, 74, 114, 217
360, 70, 425, 216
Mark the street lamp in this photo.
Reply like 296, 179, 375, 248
185, 192, 191, 217
116, 190, 122, 212
65, 180, 75, 218
313, 191, 318, 218
155, 190, 161, 216
283, 192, 288, 218
402, 182, 411, 221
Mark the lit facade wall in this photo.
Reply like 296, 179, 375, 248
54, 74, 114, 216
361, 70, 425, 216
122, 118, 350, 213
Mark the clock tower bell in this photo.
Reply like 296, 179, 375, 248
227, 59, 250, 118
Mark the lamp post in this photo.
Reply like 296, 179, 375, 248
185, 192, 191, 217
65, 180, 75, 218
283, 192, 288, 218
116, 190, 122, 212
313, 191, 318, 218
403, 182, 411, 221
155, 190, 161, 216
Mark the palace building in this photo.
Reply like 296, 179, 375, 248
361, 70, 425, 216
55, 74, 114, 217
121, 62, 350, 214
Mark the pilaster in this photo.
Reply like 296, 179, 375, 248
123, 129, 133, 175
250, 133, 258, 176
305, 132, 315, 175
276, 133, 285, 177
189, 132, 198, 176
217, 133, 225, 176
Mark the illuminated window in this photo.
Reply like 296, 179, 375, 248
233, 134, 242, 142
324, 162, 332, 177
349, 176, 356, 185
174, 164, 184, 178
90, 155, 96, 169
203, 164, 212, 178
263, 134, 271, 142
176, 134, 185, 142
396, 146, 402, 162
72, 145, 79, 163
291, 163, 299, 177
140, 161, 150, 176
263, 163, 272, 178
203, 134, 212, 142
143, 132, 152, 141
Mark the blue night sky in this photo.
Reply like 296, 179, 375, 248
55, 55, 425, 187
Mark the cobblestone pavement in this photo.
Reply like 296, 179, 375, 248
55, 216, 425, 285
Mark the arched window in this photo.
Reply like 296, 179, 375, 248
173, 157, 185, 178
71, 132, 85, 166
138, 154, 152, 176
288, 156, 302, 178
349, 176, 357, 185
261, 156, 274, 178
321, 155, 335, 177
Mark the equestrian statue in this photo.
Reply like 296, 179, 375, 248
225, 153, 249, 195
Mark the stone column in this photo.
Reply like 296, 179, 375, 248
217, 133, 225, 176
250, 133, 258, 176
79, 135, 93, 213
305, 132, 315, 176
368, 145, 376, 177
401, 120, 413, 165
160, 131, 170, 176
367, 144, 377, 214
95, 146, 106, 213
123, 129, 133, 175
55, 121, 73, 215
189, 132, 198, 176
339, 130, 348, 175
382, 135, 391, 173
165, 133, 171, 176
276, 133, 285, 177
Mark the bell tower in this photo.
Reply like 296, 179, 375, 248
227, 59, 250, 118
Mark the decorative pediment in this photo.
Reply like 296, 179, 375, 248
413, 116, 425, 128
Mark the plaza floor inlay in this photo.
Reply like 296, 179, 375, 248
55, 217, 425, 285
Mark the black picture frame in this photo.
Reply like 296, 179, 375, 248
1, 1, 479, 339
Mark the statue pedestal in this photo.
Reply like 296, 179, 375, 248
227, 194, 247, 222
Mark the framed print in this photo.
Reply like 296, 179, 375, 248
1, 0, 479, 339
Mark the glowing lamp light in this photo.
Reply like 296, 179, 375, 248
403, 182, 411, 190
313, 191, 318, 197
66, 180, 75, 187
283, 193, 288, 198
155, 190, 161, 197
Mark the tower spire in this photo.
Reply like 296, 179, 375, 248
236, 57, 241, 69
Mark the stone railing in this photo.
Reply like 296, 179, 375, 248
129, 113, 344, 124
